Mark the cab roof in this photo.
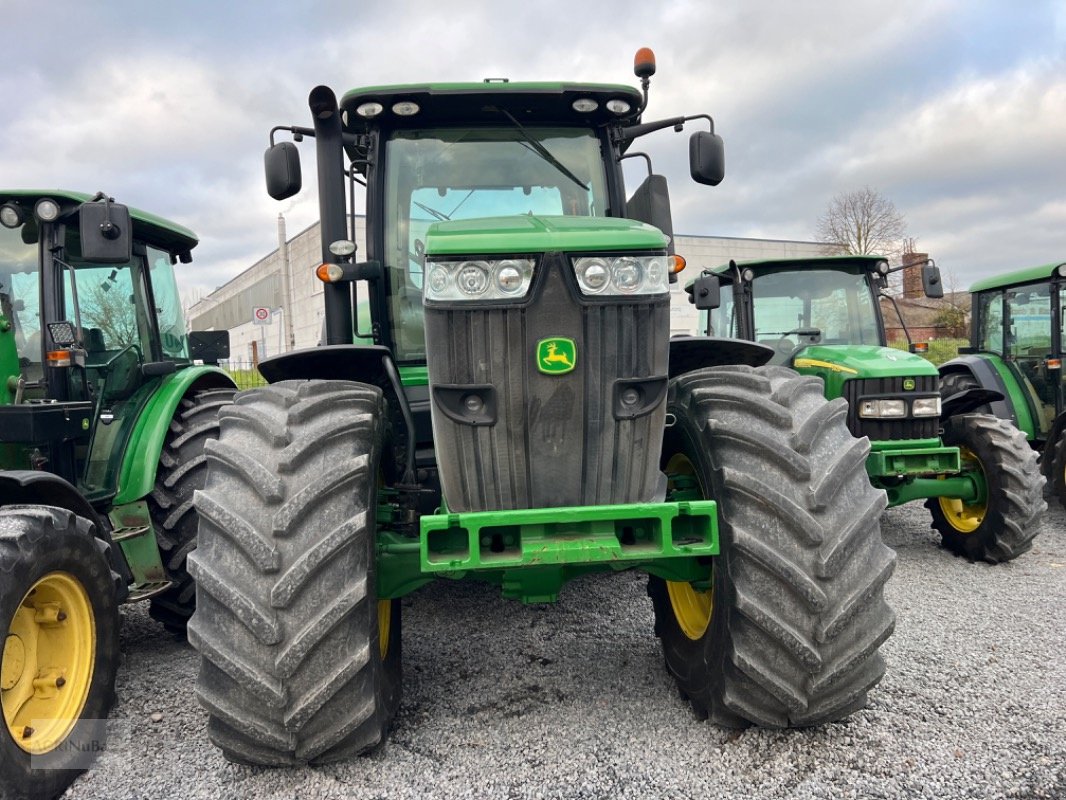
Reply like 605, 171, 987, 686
709, 254, 887, 276
340, 82, 644, 129
969, 261, 1066, 293
0, 190, 198, 255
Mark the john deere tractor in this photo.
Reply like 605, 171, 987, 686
190, 51, 896, 766
938, 261, 1066, 507
0, 191, 235, 800
692, 254, 1045, 563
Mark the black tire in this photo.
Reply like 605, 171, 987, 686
189, 380, 401, 766
0, 506, 121, 800
648, 365, 895, 728
148, 386, 235, 634
926, 414, 1046, 563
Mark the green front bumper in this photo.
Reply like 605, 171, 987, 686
375, 500, 720, 603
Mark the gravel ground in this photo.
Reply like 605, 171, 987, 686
65, 500, 1066, 800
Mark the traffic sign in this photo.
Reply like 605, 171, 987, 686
253, 306, 271, 325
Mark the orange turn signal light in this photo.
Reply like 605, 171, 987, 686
909, 342, 929, 354
47, 349, 72, 367
316, 263, 343, 283
1047, 358, 1062, 370
669, 254, 687, 274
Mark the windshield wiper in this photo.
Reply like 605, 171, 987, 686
493, 107, 589, 191
412, 200, 450, 221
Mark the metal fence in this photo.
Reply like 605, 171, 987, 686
218, 358, 269, 390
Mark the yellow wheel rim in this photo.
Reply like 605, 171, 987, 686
666, 580, 713, 640
2, 572, 96, 755
937, 446, 987, 533
377, 600, 391, 660
663, 452, 714, 640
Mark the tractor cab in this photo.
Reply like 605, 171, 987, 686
0, 191, 215, 500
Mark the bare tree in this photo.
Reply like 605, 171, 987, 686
816, 187, 908, 257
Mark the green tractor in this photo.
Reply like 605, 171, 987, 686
691, 254, 1046, 563
938, 261, 1066, 507
190, 51, 896, 765
0, 191, 235, 800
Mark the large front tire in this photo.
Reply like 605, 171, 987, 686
649, 365, 896, 728
148, 387, 236, 634
926, 414, 1045, 563
0, 506, 120, 800
189, 380, 401, 766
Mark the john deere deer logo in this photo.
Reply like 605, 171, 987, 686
537, 338, 577, 375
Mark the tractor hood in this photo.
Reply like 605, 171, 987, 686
424, 214, 668, 257
792, 344, 938, 401
792, 344, 938, 379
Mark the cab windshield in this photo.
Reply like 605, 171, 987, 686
747, 267, 882, 364
383, 126, 609, 362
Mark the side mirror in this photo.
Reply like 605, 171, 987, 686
689, 131, 725, 186
79, 198, 132, 264
265, 142, 302, 200
922, 263, 944, 299
188, 330, 230, 366
625, 174, 674, 253
686, 273, 721, 310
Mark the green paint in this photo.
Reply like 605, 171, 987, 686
536, 337, 576, 375
420, 500, 717, 578
0, 190, 198, 254
424, 215, 667, 257
397, 365, 428, 386
866, 445, 960, 480
0, 315, 19, 406
969, 261, 1066, 293
977, 354, 1039, 439
108, 501, 167, 590
113, 366, 236, 504
878, 474, 981, 507
792, 344, 937, 400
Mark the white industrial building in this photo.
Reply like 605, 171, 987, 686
187, 215, 826, 362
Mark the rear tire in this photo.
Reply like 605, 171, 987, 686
148, 387, 235, 634
649, 365, 895, 728
926, 414, 1046, 563
0, 506, 120, 800
189, 380, 401, 766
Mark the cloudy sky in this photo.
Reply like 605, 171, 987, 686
2, 0, 1064, 297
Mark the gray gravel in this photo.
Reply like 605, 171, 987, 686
66, 500, 1066, 800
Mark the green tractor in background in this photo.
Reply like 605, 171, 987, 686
0, 191, 235, 800
938, 261, 1066, 507
190, 50, 897, 767
691, 254, 1046, 562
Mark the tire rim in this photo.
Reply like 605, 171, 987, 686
937, 446, 987, 533
2, 572, 96, 755
664, 453, 714, 640
377, 600, 391, 660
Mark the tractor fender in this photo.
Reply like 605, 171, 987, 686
258, 345, 418, 482
113, 366, 236, 505
0, 470, 133, 591
667, 335, 774, 379
938, 355, 1017, 424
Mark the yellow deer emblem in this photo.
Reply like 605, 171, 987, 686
537, 338, 577, 374
542, 343, 573, 369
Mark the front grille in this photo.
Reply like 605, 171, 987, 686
843, 375, 940, 441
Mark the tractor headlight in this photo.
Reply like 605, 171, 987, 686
911, 397, 942, 417
859, 399, 907, 418
572, 255, 669, 296
424, 258, 535, 302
